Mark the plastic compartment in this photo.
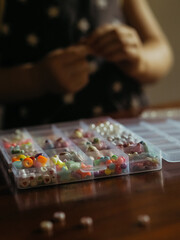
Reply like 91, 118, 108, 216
59, 122, 116, 152
0, 128, 58, 189
1, 117, 170, 190
140, 121, 180, 162
28, 125, 71, 150
85, 117, 162, 174
44, 145, 94, 184
87, 148, 129, 178
0, 128, 37, 167
12, 163, 57, 189
10, 149, 57, 189
56, 123, 129, 178
124, 119, 180, 162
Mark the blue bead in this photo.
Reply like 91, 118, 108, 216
109, 163, 115, 170
13, 161, 23, 169
100, 157, 106, 162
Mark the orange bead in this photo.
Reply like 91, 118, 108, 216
106, 160, 112, 165
81, 163, 86, 169
22, 157, 34, 168
37, 155, 48, 166
12, 157, 20, 163
77, 170, 91, 178
111, 159, 116, 163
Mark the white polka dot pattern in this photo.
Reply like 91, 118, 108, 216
95, 0, 108, 9
112, 81, 123, 92
47, 6, 60, 18
77, 18, 90, 33
26, 34, 39, 47
63, 94, 75, 104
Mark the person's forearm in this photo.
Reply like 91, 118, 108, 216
0, 62, 47, 103
121, 0, 174, 83
137, 40, 174, 83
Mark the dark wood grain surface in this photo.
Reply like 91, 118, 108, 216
0, 158, 180, 240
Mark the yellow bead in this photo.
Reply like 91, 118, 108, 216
105, 168, 112, 175
51, 155, 59, 164
57, 159, 66, 168
17, 154, 26, 160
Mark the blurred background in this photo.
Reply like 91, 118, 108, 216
145, 0, 180, 106
0, 0, 179, 128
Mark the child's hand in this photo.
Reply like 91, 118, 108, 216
87, 24, 145, 77
44, 45, 90, 93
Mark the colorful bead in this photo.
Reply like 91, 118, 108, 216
116, 167, 122, 174
13, 161, 23, 169
66, 161, 81, 171
51, 175, 57, 183
48, 167, 56, 175
72, 128, 83, 138
43, 174, 51, 184
106, 159, 112, 165
44, 139, 54, 149
12, 157, 20, 163
77, 170, 91, 178
99, 157, 106, 163
56, 159, 66, 168
37, 155, 48, 166
19, 175, 30, 188
17, 154, 26, 160
105, 168, 112, 175
22, 157, 34, 168
109, 163, 115, 170
58, 167, 70, 181
19, 169, 26, 175
11, 145, 24, 154
92, 138, 99, 144
121, 163, 127, 169
30, 179, 38, 187
54, 138, 69, 148
104, 156, 110, 161
3, 142, 12, 149
41, 166, 47, 172
34, 161, 42, 168
36, 174, 43, 184
94, 159, 100, 166
29, 172, 36, 181
51, 155, 59, 165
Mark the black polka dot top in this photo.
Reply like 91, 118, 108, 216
0, 0, 147, 129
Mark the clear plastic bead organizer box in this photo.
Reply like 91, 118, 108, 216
0, 117, 162, 189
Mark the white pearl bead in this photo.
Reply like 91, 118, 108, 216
40, 221, 53, 232
80, 217, 93, 227
53, 211, 66, 222
137, 214, 151, 227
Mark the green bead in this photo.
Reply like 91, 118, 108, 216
94, 159, 100, 166
66, 161, 81, 170
93, 138, 99, 144
111, 155, 118, 160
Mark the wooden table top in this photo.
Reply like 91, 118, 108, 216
1, 159, 180, 240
